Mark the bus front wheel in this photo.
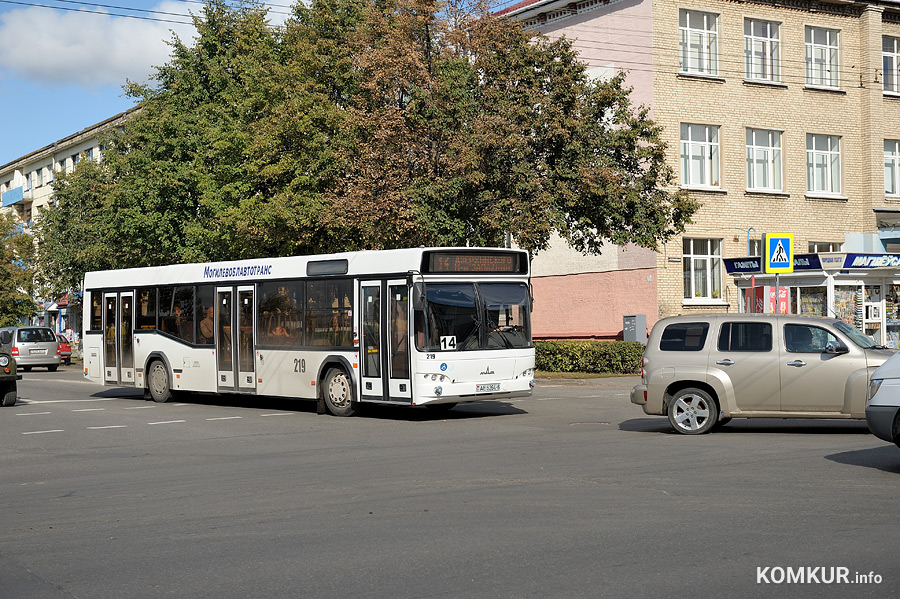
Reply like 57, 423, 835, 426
148, 360, 173, 403
323, 368, 356, 417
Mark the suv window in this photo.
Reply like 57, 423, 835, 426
660, 322, 709, 351
784, 324, 838, 353
718, 322, 772, 352
18, 328, 56, 343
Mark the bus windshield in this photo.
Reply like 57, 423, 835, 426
415, 282, 531, 351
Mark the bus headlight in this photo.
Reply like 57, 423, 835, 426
529, 379, 536, 388
434, 386, 443, 396
869, 379, 884, 402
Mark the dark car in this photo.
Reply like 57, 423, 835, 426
0, 329, 22, 406
56, 334, 72, 365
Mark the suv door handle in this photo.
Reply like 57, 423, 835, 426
787, 360, 806, 367
715, 359, 734, 366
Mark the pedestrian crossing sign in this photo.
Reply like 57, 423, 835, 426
763, 233, 793, 273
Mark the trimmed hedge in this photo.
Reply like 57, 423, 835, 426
535, 340, 644, 374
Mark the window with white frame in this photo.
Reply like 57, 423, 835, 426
885, 37, 900, 94
683, 238, 722, 300
806, 134, 841, 195
745, 19, 780, 82
681, 124, 720, 188
805, 27, 839, 88
887, 140, 900, 196
809, 241, 841, 253
746, 128, 783, 191
680, 10, 718, 76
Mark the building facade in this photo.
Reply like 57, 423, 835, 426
0, 110, 132, 334
505, 0, 900, 340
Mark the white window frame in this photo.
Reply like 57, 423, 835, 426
806, 134, 841, 195
746, 128, 783, 192
808, 241, 841, 253
680, 9, 718, 76
885, 37, 900, 94
745, 19, 780, 82
681, 123, 720, 188
886, 140, 900, 196
805, 26, 840, 88
683, 238, 723, 301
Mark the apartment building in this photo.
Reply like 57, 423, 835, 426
0, 110, 132, 333
504, 0, 900, 342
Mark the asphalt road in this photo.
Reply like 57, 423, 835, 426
2, 365, 898, 598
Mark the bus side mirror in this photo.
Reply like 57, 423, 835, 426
412, 282, 426, 310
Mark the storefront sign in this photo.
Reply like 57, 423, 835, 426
725, 254, 822, 274
843, 254, 900, 269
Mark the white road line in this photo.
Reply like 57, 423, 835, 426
16, 412, 52, 416
124, 406, 156, 410
147, 420, 186, 425
23, 430, 64, 435
73, 408, 106, 412
206, 416, 242, 421
87, 425, 128, 430
260, 413, 294, 417
23, 398, 117, 405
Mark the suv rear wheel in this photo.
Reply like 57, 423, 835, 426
667, 388, 718, 435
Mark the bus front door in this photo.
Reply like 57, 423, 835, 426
359, 280, 411, 403
216, 286, 256, 393
103, 291, 135, 385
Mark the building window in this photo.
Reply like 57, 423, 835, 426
885, 37, 900, 94
805, 27, 839, 88
887, 140, 900, 196
746, 128, 782, 191
683, 238, 722, 300
806, 134, 841, 195
680, 10, 718, 76
681, 124, 720, 188
809, 241, 841, 253
745, 19, 780, 82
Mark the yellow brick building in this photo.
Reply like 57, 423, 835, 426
507, 0, 900, 341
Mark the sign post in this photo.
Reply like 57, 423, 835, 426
763, 233, 793, 314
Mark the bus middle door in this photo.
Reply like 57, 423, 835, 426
215, 286, 256, 393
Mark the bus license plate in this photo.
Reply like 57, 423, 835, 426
476, 383, 501, 393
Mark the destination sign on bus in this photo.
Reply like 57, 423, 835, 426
425, 252, 522, 274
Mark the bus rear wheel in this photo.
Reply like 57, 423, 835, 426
323, 368, 356, 417
148, 360, 173, 403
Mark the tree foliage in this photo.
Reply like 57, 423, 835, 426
0, 213, 36, 326
35, 0, 697, 289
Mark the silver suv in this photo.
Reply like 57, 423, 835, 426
630, 314, 895, 435
0, 326, 62, 372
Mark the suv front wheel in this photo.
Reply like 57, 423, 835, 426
667, 388, 718, 435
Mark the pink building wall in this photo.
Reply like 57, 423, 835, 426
531, 268, 657, 340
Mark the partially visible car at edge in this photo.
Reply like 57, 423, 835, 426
0, 326, 62, 372
56, 334, 72, 365
0, 329, 21, 406
630, 314, 895, 435
866, 354, 900, 447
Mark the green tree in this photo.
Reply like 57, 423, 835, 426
0, 213, 36, 326
36, 0, 696, 291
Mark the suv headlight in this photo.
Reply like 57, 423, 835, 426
868, 378, 883, 401
0, 356, 8, 367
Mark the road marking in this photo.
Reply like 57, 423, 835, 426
16, 412, 52, 416
124, 406, 156, 410
260, 413, 295, 417
23, 398, 117, 405
23, 430, 64, 435
206, 416, 242, 421
88, 425, 128, 430
73, 408, 106, 412
148, 420, 186, 425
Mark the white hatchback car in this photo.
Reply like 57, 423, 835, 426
866, 354, 900, 447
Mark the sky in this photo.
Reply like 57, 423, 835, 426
0, 0, 294, 166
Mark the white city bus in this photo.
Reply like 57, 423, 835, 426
82, 247, 535, 415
